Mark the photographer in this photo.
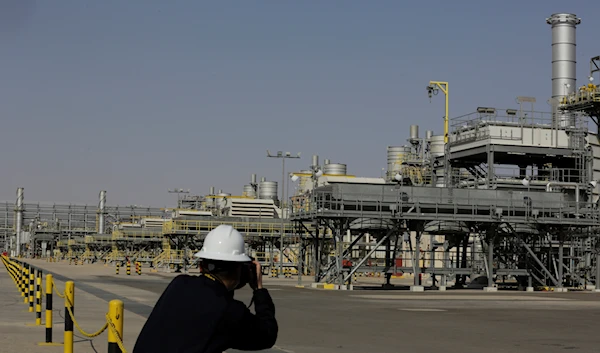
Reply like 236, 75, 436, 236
133, 225, 278, 353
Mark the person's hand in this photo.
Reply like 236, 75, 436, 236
252, 261, 263, 290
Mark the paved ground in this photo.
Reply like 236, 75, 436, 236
3, 259, 600, 353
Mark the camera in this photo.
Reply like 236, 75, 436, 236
235, 257, 258, 290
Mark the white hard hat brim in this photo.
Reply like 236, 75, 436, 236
194, 250, 252, 262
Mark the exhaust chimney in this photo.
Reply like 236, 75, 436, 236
99, 190, 106, 234
15, 187, 24, 256
251, 174, 257, 184
209, 186, 215, 195
546, 13, 581, 126
311, 155, 319, 169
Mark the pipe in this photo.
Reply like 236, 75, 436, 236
15, 187, 24, 256
98, 190, 106, 234
546, 181, 580, 215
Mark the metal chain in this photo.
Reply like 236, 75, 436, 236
65, 298, 108, 338
106, 313, 127, 353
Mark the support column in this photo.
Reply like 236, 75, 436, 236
596, 252, 600, 292
440, 240, 448, 291
558, 241, 564, 291
526, 275, 534, 292
410, 231, 424, 292
385, 236, 392, 286
313, 225, 320, 283
484, 233, 497, 292
15, 187, 24, 257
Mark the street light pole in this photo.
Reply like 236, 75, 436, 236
168, 188, 190, 273
426, 81, 449, 143
267, 150, 301, 277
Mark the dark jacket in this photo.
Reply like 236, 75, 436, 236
132, 274, 278, 353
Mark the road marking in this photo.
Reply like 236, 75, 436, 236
351, 294, 572, 301
399, 308, 448, 312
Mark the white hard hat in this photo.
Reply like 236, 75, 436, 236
194, 224, 251, 262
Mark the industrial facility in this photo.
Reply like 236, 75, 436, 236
3, 12, 600, 292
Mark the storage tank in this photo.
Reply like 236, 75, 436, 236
429, 135, 445, 158
323, 163, 347, 176
387, 146, 411, 177
259, 181, 278, 201
243, 185, 256, 198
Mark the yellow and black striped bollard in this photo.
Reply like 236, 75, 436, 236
36, 269, 42, 325
137, 262, 142, 275
64, 281, 75, 353
38, 274, 62, 346
116, 262, 120, 275
23, 265, 28, 303
126, 261, 131, 276
29, 267, 34, 312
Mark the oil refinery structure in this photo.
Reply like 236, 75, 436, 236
4, 13, 600, 292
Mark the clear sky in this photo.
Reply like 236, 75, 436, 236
1, 0, 598, 207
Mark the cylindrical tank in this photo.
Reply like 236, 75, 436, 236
311, 155, 319, 168
410, 125, 419, 140
387, 146, 411, 177
324, 159, 330, 165
429, 136, 445, 158
259, 181, 278, 201
298, 170, 313, 193
243, 185, 256, 198
216, 193, 231, 209
323, 163, 347, 176
209, 186, 215, 195
260, 177, 266, 182
435, 169, 446, 187
251, 174, 257, 184
426, 130, 433, 140
546, 13, 581, 127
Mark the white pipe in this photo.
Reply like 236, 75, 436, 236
99, 190, 106, 234
15, 187, 24, 256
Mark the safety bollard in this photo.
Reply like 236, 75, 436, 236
126, 261, 131, 276
108, 300, 124, 353
29, 267, 34, 312
36, 269, 42, 325
23, 265, 28, 302
38, 274, 62, 346
137, 262, 142, 275
64, 281, 75, 353
116, 262, 120, 275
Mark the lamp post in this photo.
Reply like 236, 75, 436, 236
426, 81, 449, 143
267, 150, 301, 277
168, 188, 190, 273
